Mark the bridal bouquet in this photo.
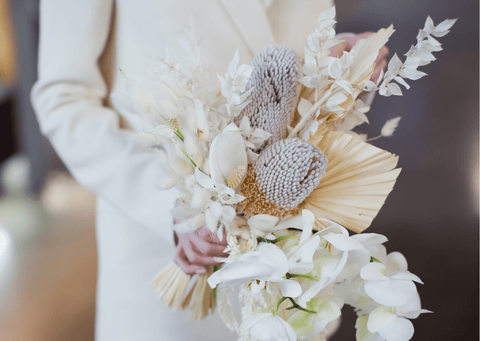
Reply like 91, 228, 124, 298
113, 8, 455, 341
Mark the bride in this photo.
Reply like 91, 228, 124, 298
31, 0, 386, 339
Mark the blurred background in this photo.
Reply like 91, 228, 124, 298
0, 0, 477, 340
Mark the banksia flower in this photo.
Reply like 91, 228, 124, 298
236, 45, 302, 151
254, 139, 327, 209
237, 166, 300, 218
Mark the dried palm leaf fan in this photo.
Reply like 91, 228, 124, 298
299, 128, 401, 232
153, 263, 216, 320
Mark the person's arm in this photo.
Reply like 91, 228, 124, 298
31, 0, 176, 239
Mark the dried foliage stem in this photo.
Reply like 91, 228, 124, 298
287, 88, 335, 138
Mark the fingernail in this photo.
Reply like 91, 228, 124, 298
196, 269, 207, 274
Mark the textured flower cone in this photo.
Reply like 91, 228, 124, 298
237, 166, 300, 218
236, 45, 302, 150
299, 129, 401, 233
255, 138, 328, 209
153, 263, 216, 320
238, 139, 326, 218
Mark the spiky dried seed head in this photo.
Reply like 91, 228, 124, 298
237, 166, 300, 218
254, 138, 327, 209
236, 45, 302, 152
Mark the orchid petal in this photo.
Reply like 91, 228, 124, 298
367, 306, 397, 333
364, 278, 418, 307
386, 252, 408, 272
377, 316, 414, 341
361, 262, 389, 281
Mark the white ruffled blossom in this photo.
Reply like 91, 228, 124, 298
208, 242, 302, 298
360, 252, 423, 307
336, 233, 388, 282
240, 309, 297, 341
288, 296, 343, 338
278, 210, 321, 275
297, 220, 369, 308
356, 291, 431, 341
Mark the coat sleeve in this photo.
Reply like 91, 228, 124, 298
31, 0, 177, 237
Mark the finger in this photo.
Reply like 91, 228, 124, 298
183, 239, 224, 265
197, 226, 227, 245
174, 247, 206, 275
187, 233, 227, 256
329, 40, 347, 58
330, 32, 375, 57
344, 32, 374, 51
377, 46, 389, 60
371, 59, 387, 83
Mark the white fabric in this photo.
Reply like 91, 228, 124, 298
31, 0, 333, 340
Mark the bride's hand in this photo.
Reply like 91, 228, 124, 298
330, 32, 389, 83
174, 225, 228, 275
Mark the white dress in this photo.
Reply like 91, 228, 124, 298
31, 0, 333, 340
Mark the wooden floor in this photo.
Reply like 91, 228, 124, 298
0, 174, 97, 341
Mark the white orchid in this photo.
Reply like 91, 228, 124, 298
297, 220, 369, 308
336, 233, 388, 282
356, 291, 431, 341
360, 252, 423, 307
247, 214, 280, 237
288, 296, 343, 337
239, 308, 297, 341
208, 242, 303, 298
192, 167, 244, 238
277, 210, 321, 275
246, 210, 321, 275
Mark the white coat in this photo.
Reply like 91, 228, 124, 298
31, 0, 333, 340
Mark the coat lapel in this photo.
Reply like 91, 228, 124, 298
218, 0, 276, 56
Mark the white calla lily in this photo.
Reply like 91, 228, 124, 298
209, 123, 248, 186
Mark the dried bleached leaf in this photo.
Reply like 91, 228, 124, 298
381, 117, 402, 137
